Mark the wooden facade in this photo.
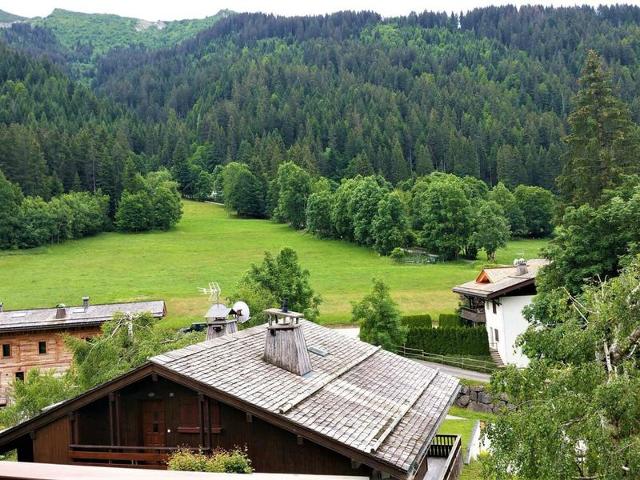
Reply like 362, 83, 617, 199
3, 368, 375, 478
0, 300, 166, 406
0, 326, 100, 405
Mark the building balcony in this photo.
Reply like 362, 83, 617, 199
459, 307, 486, 324
68, 444, 196, 468
423, 434, 462, 480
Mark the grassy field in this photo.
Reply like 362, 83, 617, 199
0, 201, 546, 328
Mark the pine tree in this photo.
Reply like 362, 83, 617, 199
414, 143, 434, 176
559, 50, 640, 207
0, 170, 22, 249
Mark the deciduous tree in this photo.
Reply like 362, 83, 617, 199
354, 279, 407, 351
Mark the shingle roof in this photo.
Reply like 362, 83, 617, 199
151, 321, 458, 476
0, 301, 166, 333
452, 259, 549, 299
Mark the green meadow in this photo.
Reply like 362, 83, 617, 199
0, 201, 546, 327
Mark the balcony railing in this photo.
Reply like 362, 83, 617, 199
428, 435, 462, 480
459, 307, 486, 324
68, 444, 200, 468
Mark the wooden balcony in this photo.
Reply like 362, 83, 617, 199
459, 307, 486, 324
424, 435, 462, 480
68, 444, 199, 468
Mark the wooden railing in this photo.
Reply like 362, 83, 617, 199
68, 445, 199, 468
429, 435, 462, 480
394, 345, 498, 374
459, 307, 486, 323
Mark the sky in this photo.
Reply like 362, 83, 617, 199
0, 0, 631, 21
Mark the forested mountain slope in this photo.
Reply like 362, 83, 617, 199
0, 9, 24, 23
0, 41, 141, 208
91, 6, 640, 189
1, 5, 640, 199
29, 8, 233, 57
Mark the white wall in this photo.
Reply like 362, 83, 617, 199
484, 295, 532, 368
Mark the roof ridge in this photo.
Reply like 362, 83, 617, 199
150, 325, 267, 364
0, 300, 164, 314
367, 368, 440, 453
277, 345, 382, 414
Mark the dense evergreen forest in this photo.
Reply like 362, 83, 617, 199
1, 5, 640, 222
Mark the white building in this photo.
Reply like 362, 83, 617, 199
452, 259, 549, 368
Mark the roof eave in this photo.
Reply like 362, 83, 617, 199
453, 278, 536, 300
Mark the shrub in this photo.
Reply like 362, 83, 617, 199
405, 326, 489, 356
390, 247, 406, 262
167, 447, 253, 473
166, 449, 211, 472
401, 314, 433, 329
438, 313, 463, 328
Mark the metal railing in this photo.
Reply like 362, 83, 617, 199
394, 345, 498, 374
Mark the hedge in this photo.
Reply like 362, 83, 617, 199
405, 326, 489, 356
401, 314, 432, 329
438, 313, 463, 328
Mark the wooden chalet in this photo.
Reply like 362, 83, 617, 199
0, 299, 166, 406
0, 311, 461, 480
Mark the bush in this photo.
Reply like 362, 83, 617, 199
390, 247, 406, 262
439, 313, 463, 328
167, 448, 253, 473
401, 314, 433, 329
405, 326, 489, 356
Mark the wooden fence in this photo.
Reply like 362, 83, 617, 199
394, 345, 498, 374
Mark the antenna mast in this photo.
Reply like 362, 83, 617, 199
199, 282, 222, 304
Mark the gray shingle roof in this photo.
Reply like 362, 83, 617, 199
452, 259, 549, 299
151, 321, 458, 475
0, 301, 166, 333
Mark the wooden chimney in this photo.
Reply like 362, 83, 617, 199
263, 304, 312, 376
205, 304, 238, 340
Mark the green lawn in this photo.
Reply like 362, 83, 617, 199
0, 201, 547, 328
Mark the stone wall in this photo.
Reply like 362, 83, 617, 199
455, 384, 514, 413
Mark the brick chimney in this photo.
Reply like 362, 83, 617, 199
82, 296, 90, 310
55, 304, 67, 319
263, 302, 312, 376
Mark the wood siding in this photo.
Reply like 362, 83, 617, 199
41, 375, 374, 477
0, 327, 101, 405
33, 417, 70, 464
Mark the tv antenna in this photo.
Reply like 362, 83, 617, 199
199, 282, 222, 304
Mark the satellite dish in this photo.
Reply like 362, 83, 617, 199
232, 301, 251, 323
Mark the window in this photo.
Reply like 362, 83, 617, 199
15, 371, 24, 381
492, 301, 498, 314
494, 329, 499, 342
38, 341, 47, 354
2, 344, 10, 358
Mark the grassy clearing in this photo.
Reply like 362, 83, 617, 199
0, 201, 547, 328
